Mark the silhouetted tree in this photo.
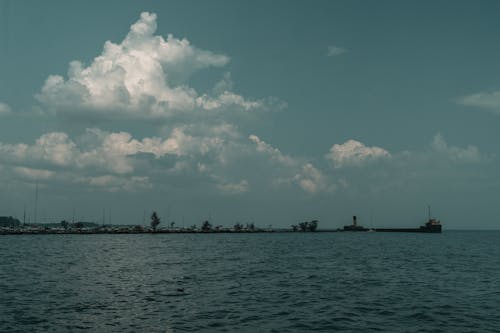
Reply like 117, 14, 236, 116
74, 222, 84, 229
298, 221, 308, 231
151, 211, 161, 231
201, 220, 212, 231
296, 220, 319, 232
170, 221, 175, 229
0, 216, 21, 228
234, 223, 243, 231
60, 220, 69, 230
308, 220, 318, 231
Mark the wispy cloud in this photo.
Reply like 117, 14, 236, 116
327, 45, 347, 57
458, 91, 500, 113
430, 134, 483, 163
249, 135, 333, 194
216, 180, 249, 194
0, 102, 11, 115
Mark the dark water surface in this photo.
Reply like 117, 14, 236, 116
1, 231, 499, 332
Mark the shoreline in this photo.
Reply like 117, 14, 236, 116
0, 229, 342, 235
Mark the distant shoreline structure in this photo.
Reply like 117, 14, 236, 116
0, 218, 324, 235
0, 224, 442, 236
1, 210, 442, 235
0, 228, 334, 235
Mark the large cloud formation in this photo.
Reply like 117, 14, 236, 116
0, 12, 320, 195
0, 126, 243, 192
0, 126, 334, 194
36, 12, 263, 119
0, 12, 488, 199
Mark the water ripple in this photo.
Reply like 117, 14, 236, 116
1, 232, 500, 332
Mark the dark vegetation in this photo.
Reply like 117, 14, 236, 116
1, 212, 321, 234
0, 216, 20, 228
291, 220, 318, 232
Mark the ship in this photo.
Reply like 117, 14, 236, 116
375, 206, 441, 233
374, 218, 441, 233
342, 216, 370, 232
341, 207, 442, 233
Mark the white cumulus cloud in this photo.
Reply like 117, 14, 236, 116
0, 126, 251, 193
36, 12, 264, 119
325, 139, 390, 168
0, 127, 239, 176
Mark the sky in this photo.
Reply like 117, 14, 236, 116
1, 0, 500, 229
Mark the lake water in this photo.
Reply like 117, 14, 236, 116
1, 231, 499, 332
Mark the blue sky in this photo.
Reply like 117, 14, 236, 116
1, 0, 499, 229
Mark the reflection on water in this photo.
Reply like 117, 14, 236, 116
1, 232, 499, 332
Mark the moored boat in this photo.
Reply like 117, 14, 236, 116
375, 207, 442, 233
374, 219, 441, 233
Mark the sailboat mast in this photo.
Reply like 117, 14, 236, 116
34, 182, 38, 225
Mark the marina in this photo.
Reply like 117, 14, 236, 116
1, 213, 442, 235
